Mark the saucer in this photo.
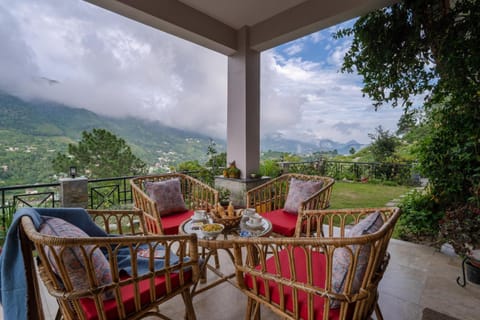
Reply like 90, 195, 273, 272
246, 219, 263, 228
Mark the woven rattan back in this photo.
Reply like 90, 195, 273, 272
232, 207, 401, 320
246, 173, 335, 213
19, 209, 199, 320
130, 173, 218, 234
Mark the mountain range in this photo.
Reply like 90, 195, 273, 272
0, 92, 364, 185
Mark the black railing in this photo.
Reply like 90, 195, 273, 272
88, 176, 134, 209
0, 176, 135, 241
280, 159, 419, 185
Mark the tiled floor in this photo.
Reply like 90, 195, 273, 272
2, 239, 480, 320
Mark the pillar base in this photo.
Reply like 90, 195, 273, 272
214, 176, 270, 207
60, 177, 88, 208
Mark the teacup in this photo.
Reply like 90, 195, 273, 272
243, 208, 256, 217
249, 214, 262, 226
193, 210, 206, 220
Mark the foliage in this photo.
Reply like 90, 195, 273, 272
205, 139, 226, 171
416, 104, 480, 204
368, 126, 400, 162
259, 159, 282, 178
0, 203, 16, 243
396, 190, 443, 240
217, 187, 231, 204
439, 203, 480, 257
177, 160, 204, 172
52, 129, 147, 179
336, 0, 480, 208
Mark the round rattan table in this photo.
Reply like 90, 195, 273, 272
179, 216, 272, 295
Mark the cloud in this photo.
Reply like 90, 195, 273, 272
0, 0, 402, 145
283, 43, 303, 56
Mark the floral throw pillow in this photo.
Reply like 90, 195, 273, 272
145, 178, 187, 216
283, 178, 324, 214
39, 216, 113, 300
330, 211, 383, 308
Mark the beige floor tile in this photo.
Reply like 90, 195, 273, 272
375, 292, 422, 320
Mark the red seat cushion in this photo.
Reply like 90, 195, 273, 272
161, 209, 194, 235
245, 248, 340, 320
80, 270, 192, 320
262, 209, 298, 236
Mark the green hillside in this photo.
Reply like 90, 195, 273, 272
0, 93, 225, 186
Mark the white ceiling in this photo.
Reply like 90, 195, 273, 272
179, 0, 307, 29
87, 0, 397, 55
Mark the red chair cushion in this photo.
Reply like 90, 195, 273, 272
80, 270, 192, 320
245, 247, 340, 320
262, 209, 298, 236
161, 209, 194, 235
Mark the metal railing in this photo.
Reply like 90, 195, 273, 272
0, 176, 135, 241
280, 159, 419, 185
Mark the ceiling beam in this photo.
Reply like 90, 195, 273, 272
86, 0, 238, 55
249, 0, 398, 51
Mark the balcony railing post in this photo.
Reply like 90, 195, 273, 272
60, 177, 88, 208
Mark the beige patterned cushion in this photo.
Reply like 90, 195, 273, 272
283, 178, 324, 214
145, 178, 187, 216
330, 211, 383, 308
40, 217, 113, 300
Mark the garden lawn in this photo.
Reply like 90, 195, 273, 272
329, 181, 412, 209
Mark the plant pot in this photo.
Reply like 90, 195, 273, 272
466, 260, 480, 285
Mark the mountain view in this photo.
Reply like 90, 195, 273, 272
0, 92, 365, 186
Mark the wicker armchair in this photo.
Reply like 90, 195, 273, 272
246, 173, 335, 236
232, 207, 401, 320
131, 173, 218, 235
18, 208, 199, 320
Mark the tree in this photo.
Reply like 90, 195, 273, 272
349, 147, 356, 155
336, 0, 480, 206
368, 126, 400, 162
52, 129, 147, 178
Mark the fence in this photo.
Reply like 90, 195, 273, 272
279, 159, 420, 185
0, 176, 134, 241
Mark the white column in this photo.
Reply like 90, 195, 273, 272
227, 27, 260, 179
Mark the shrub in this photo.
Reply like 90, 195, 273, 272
259, 160, 282, 178
439, 203, 480, 257
396, 190, 443, 240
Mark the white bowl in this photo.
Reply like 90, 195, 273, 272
200, 223, 224, 238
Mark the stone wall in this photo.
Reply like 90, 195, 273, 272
214, 176, 270, 207
60, 177, 88, 208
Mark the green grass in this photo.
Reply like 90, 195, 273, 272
329, 181, 412, 209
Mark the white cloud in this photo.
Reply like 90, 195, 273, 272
284, 43, 303, 56
0, 0, 402, 145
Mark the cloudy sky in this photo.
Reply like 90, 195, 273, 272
0, 0, 403, 144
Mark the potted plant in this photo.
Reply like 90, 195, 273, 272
217, 187, 231, 207
226, 161, 241, 179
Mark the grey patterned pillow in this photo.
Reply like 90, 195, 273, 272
145, 178, 187, 216
330, 211, 383, 308
283, 178, 324, 214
